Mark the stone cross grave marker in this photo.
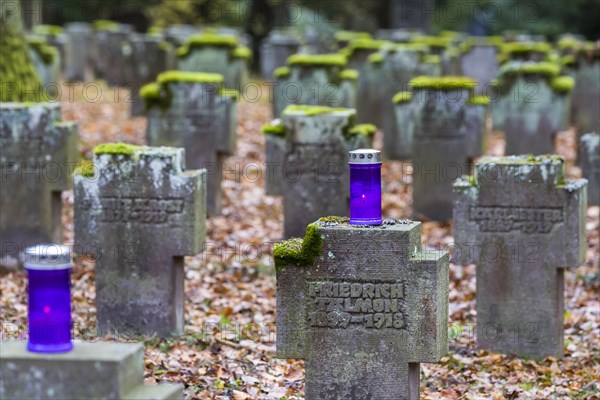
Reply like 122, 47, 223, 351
397, 76, 486, 221
64, 22, 93, 82
1, 341, 183, 399
176, 33, 251, 88
92, 21, 134, 86
492, 61, 573, 155
571, 47, 600, 136
142, 71, 238, 215
0, 103, 77, 268
459, 42, 499, 94
272, 53, 358, 117
580, 133, 599, 205
259, 30, 301, 79
74, 144, 206, 337
453, 155, 587, 359
267, 105, 375, 238
121, 34, 173, 116
276, 218, 449, 399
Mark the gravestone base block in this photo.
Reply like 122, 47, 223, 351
0, 341, 183, 400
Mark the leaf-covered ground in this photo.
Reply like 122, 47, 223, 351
1, 82, 598, 399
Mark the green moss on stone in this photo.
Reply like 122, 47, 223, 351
335, 31, 372, 42
560, 55, 577, 66
262, 120, 286, 137
219, 88, 240, 101
343, 38, 389, 56
273, 223, 323, 271
176, 33, 239, 58
1, 15, 46, 102
232, 46, 252, 59
392, 91, 413, 104
550, 76, 575, 93
274, 66, 290, 79
93, 142, 142, 156
287, 53, 347, 68
468, 95, 491, 106
339, 69, 359, 80
26, 37, 58, 64
423, 54, 441, 64
411, 35, 452, 48
392, 43, 429, 53
158, 70, 224, 84
557, 36, 581, 50
459, 36, 503, 53
368, 52, 383, 64
74, 159, 94, 177
498, 61, 561, 77
282, 104, 352, 116
409, 76, 477, 91
501, 42, 552, 57
33, 25, 64, 36
318, 216, 349, 223
348, 123, 377, 136
93, 20, 119, 31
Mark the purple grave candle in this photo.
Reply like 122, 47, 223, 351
349, 149, 383, 225
22, 244, 73, 353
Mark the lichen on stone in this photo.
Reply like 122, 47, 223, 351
392, 91, 413, 104
93, 142, 143, 156
391, 43, 429, 53
409, 76, 478, 91
176, 33, 239, 58
287, 53, 347, 68
282, 104, 353, 116
273, 223, 323, 271
339, 69, 359, 81
343, 38, 389, 56
261, 120, 286, 137
273, 66, 290, 79
348, 123, 377, 137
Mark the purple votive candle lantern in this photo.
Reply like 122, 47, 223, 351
22, 244, 73, 353
349, 149, 383, 225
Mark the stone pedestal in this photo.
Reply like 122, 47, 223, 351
572, 54, 600, 136
453, 155, 587, 359
0, 102, 78, 268
0, 341, 182, 399
74, 144, 206, 337
276, 219, 449, 399
459, 45, 499, 94
92, 21, 134, 85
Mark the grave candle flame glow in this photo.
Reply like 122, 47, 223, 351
22, 244, 73, 353
349, 149, 382, 225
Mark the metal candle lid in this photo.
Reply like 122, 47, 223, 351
21, 244, 72, 270
348, 149, 382, 164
